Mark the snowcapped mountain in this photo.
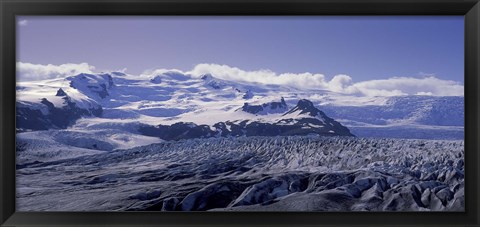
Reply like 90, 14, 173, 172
67, 73, 114, 99
16, 70, 463, 147
16, 80, 102, 132
320, 95, 464, 139
320, 95, 464, 127
139, 99, 354, 140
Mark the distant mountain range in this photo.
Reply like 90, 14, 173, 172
16, 70, 464, 144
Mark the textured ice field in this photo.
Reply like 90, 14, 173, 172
16, 136, 464, 211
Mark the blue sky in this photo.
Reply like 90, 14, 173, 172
17, 16, 463, 83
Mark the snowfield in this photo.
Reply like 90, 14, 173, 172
16, 136, 464, 211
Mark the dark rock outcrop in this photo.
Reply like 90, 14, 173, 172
241, 97, 288, 115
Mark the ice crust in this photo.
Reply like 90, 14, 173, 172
16, 136, 464, 211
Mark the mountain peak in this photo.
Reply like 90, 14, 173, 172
297, 99, 314, 108
56, 88, 67, 97
67, 73, 114, 99
283, 99, 321, 117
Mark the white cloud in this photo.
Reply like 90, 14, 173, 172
18, 20, 28, 26
17, 62, 95, 81
417, 91, 433, 96
183, 63, 463, 97
188, 63, 329, 89
18, 62, 463, 97
344, 76, 464, 97
327, 74, 353, 93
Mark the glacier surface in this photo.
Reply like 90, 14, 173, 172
16, 136, 464, 211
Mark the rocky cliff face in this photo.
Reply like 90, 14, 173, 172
241, 97, 288, 115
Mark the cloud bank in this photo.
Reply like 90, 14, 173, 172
186, 63, 463, 97
188, 64, 330, 89
17, 62, 95, 81
343, 76, 463, 97
17, 62, 463, 97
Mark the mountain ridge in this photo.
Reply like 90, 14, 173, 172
15, 71, 463, 140
139, 99, 354, 140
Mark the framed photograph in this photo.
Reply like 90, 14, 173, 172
1, 0, 479, 226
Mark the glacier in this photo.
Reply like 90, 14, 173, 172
16, 136, 464, 211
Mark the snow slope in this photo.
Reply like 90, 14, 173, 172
320, 96, 464, 140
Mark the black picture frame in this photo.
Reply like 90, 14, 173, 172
1, 0, 479, 226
